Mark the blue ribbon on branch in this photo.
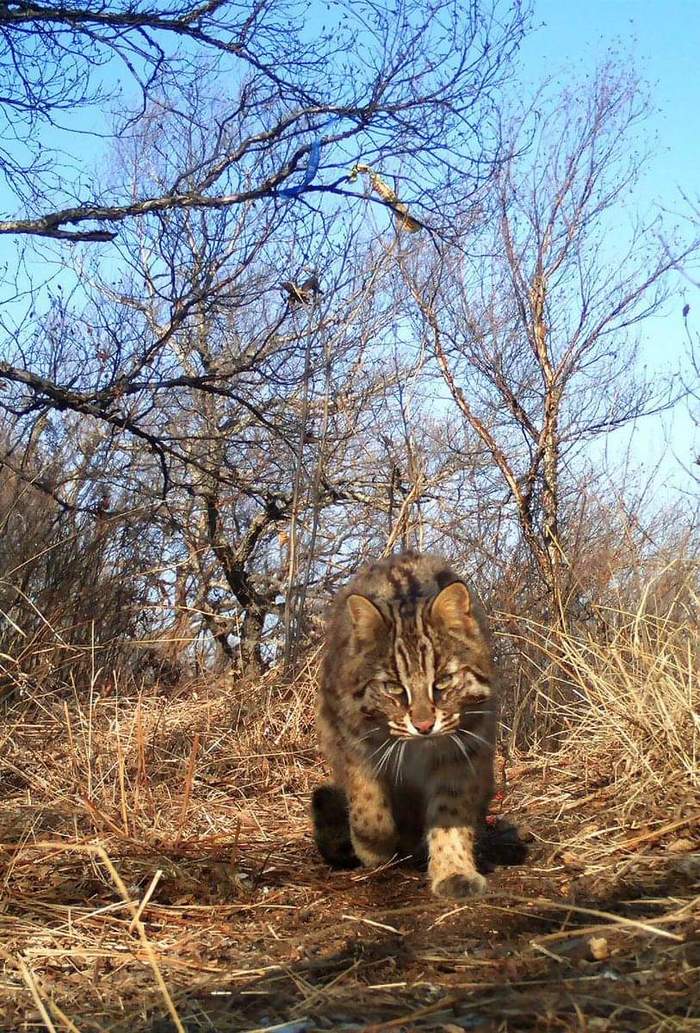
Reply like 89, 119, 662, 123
278, 116, 340, 198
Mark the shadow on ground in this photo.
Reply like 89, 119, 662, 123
130, 830, 699, 1033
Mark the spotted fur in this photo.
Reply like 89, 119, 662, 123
314, 552, 499, 898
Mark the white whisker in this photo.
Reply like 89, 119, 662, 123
371, 742, 391, 775
368, 738, 390, 762
392, 739, 406, 783
450, 733, 475, 774
398, 740, 407, 783
376, 739, 399, 777
458, 728, 492, 749
359, 726, 381, 741
377, 739, 393, 771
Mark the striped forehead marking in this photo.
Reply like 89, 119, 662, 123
391, 605, 412, 699
415, 601, 436, 689
390, 600, 437, 703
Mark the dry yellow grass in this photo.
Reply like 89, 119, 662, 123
0, 596, 697, 1032
506, 591, 698, 823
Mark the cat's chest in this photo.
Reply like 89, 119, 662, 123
389, 739, 468, 792
398, 743, 433, 789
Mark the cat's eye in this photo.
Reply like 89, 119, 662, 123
384, 681, 406, 697
434, 674, 457, 692
369, 678, 405, 699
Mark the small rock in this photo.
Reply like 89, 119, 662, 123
666, 837, 696, 854
588, 936, 610, 960
560, 850, 584, 869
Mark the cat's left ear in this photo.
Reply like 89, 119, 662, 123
430, 581, 472, 635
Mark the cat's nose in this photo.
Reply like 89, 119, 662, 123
413, 716, 435, 734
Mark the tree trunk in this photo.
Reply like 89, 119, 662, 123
239, 607, 266, 677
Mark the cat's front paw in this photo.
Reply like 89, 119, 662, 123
432, 871, 487, 899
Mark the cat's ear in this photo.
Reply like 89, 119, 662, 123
430, 581, 471, 634
346, 594, 386, 641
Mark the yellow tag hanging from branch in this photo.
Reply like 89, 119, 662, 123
351, 163, 422, 233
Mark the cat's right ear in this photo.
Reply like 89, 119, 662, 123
430, 580, 472, 635
346, 594, 386, 641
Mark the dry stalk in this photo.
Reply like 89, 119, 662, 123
0, 841, 185, 1033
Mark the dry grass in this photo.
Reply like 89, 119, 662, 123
0, 599, 698, 1032
506, 592, 698, 829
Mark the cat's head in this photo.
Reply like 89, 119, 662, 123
347, 580, 494, 738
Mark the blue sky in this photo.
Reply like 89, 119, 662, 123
519, 0, 697, 207
517, 0, 698, 497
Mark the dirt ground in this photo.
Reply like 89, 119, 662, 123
0, 679, 698, 1032
139, 819, 700, 1033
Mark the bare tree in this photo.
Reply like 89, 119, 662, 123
0, 1, 535, 673
406, 63, 697, 623
1, 0, 529, 242
1, 96, 437, 673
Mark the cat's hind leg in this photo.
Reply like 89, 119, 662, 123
311, 784, 359, 869
476, 818, 531, 871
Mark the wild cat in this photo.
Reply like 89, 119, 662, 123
313, 551, 500, 899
